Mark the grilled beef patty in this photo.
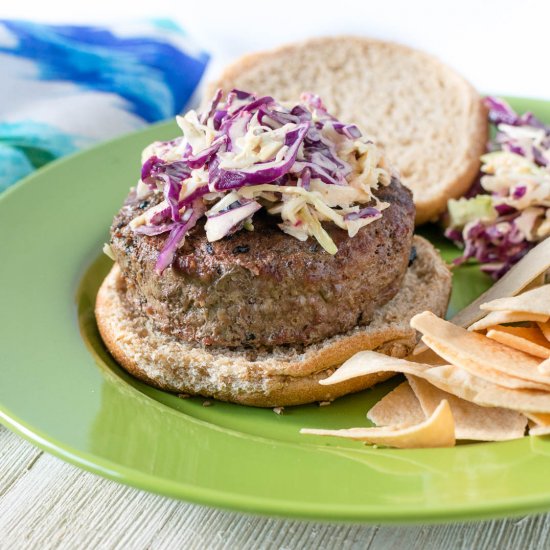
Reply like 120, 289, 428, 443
110, 177, 415, 348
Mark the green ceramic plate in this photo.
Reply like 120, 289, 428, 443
2, 97, 550, 524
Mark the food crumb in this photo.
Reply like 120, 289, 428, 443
178, 393, 190, 399
202, 400, 212, 407
408, 245, 417, 267
318, 401, 332, 407
273, 407, 284, 415
232, 244, 250, 254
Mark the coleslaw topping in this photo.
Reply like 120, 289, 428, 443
128, 90, 392, 273
446, 97, 550, 279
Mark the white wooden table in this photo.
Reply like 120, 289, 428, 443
2, 425, 550, 549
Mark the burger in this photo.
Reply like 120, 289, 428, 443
96, 90, 451, 407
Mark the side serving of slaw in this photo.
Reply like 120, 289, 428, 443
446, 97, 550, 279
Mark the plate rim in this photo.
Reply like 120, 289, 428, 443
5, 400, 550, 525
2, 95, 550, 524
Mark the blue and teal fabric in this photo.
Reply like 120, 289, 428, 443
0, 20, 209, 191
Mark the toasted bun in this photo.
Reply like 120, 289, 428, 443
206, 36, 488, 225
95, 236, 451, 407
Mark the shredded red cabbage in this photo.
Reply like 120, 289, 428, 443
133, 89, 390, 273
445, 97, 550, 279
154, 201, 205, 274
344, 207, 381, 221
205, 200, 262, 242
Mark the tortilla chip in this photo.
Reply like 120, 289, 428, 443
408, 347, 446, 366
450, 238, 550, 329
486, 326, 550, 359
525, 273, 548, 291
406, 375, 527, 441
421, 334, 549, 390
480, 284, 550, 316
526, 410, 550, 435
301, 400, 455, 449
468, 310, 550, 332
322, 350, 550, 413
529, 425, 550, 436
524, 412, 550, 426
367, 382, 425, 427
411, 311, 550, 388
539, 357, 550, 375
538, 321, 550, 342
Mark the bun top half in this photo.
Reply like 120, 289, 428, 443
206, 36, 488, 224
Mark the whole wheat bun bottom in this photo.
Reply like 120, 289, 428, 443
95, 236, 451, 407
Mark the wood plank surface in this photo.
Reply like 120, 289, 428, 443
1, 426, 549, 549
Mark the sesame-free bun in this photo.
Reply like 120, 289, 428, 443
206, 36, 488, 225
95, 236, 451, 407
